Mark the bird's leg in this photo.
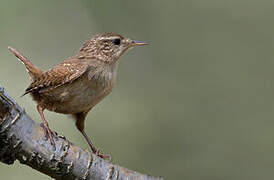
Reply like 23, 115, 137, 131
37, 105, 55, 148
80, 127, 111, 160
74, 112, 111, 160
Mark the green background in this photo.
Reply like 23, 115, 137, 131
1, 0, 274, 179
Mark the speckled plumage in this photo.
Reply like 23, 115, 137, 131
8, 32, 147, 159
28, 58, 116, 114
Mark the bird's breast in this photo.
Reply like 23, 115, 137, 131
35, 63, 118, 114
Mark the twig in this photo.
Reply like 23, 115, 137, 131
0, 86, 163, 180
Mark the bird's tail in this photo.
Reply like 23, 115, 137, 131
8, 46, 42, 81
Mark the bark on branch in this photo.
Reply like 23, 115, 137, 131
0, 87, 163, 180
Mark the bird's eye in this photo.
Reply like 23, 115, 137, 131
113, 38, 121, 45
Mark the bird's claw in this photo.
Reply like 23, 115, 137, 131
95, 149, 112, 161
40, 123, 56, 149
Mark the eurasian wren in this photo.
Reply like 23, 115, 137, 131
8, 32, 147, 159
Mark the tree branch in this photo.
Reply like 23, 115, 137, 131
0, 86, 163, 180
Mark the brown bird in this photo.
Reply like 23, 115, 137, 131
8, 32, 147, 159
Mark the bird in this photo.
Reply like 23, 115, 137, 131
8, 32, 147, 159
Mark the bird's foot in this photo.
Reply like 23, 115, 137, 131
95, 149, 112, 161
40, 123, 56, 149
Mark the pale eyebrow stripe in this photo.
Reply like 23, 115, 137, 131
98, 36, 121, 41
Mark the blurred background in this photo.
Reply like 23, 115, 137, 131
1, 0, 274, 179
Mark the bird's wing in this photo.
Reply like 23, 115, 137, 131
24, 58, 93, 95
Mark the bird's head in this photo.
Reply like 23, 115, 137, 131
79, 33, 147, 63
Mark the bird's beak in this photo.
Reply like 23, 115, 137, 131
131, 40, 148, 46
